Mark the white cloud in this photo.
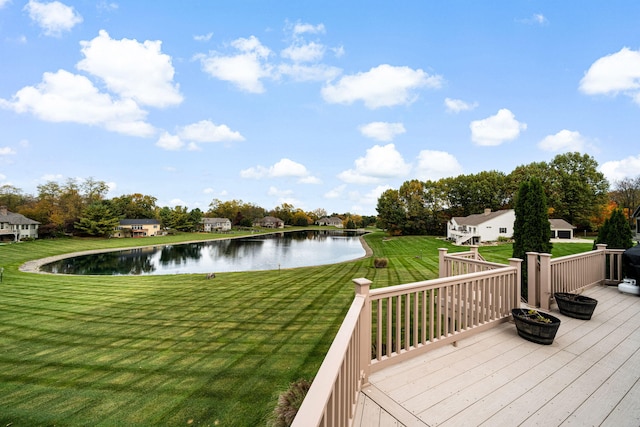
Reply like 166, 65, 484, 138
40, 173, 64, 181
240, 158, 319, 183
179, 120, 244, 143
470, 108, 527, 146
268, 186, 293, 197
198, 35, 273, 93
0, 69, 155, 137
281, 41, 325, 63
0, 147, 17, 155
322, 64, 443, 109
580, 47, 640, 104
194, 32, 213, 42
277, 63, 341, 82
24, 0, 82, 37
0, 0, 11, 8
359, 122, 406, 142
156, 132, 183, 150
77, 30, 183, 108
538, 129, 587, 152
324, 184, 346, 199
600, 154, 640, 182
292, 22, 325, 36
415, 150, 463, 181
338, 144, 410, 184
444, 97, 478, 113
518, 13, 548, 25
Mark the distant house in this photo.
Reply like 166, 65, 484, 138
113, 219, 161, 238
447, 209, 516, 245
0, 206, 40, 241
201, 217, 232, 232
253, 216, 284, 229
549, 218, 576, 240
316, 216, 343, 228
632, 205, 640, 241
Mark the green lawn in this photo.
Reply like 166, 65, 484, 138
0, 232, 592, 426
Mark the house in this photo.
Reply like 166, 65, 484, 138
633, 205, 640, 241
447, 208, 515, 245
549, 218, 577, 239
201, 217, 232, 232
0, 206, 40, 241
316, 216, 343, 228
112, 219, 161, 238
252, 216, 284, 229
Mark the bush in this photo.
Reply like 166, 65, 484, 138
374, 257, 388, 268
268, 379, 311, 427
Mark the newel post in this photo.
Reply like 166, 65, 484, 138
438, 248, 448, 278
470, 245, 479, 259
539, 253, 552, 310
353, 277, 372, 387
508, 258, 522, 310
596, 244, 608, 284
526, 252, 539, 307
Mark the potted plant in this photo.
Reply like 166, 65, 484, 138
554, 292, 598, 320
512, 308, 561, 345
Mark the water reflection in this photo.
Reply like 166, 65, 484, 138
41, 230, 366, 275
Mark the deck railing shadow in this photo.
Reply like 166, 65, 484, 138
292, 244, 623, 427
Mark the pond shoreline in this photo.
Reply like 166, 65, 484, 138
20, 230, 373, 275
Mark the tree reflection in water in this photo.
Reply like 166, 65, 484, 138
41, 230, 365, 276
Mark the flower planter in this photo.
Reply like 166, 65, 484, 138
554, 292, 598, 320
512, 308, 561, 345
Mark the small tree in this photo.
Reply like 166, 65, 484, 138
594, 208, 634, 250
74, 202, 121, 237
512, 178, 552, 300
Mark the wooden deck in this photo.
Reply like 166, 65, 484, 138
354, 285, 640, 426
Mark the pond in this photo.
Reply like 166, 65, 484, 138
40, 230, 367, 275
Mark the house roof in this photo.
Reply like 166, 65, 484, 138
452, 209, 513, 226
0, 209, 40, 225
202, 217, 230, 223
549, 218, 576, 230
119, 219, 160, 225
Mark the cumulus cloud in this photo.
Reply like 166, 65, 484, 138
291, 22, 326, 35
281, 41, 325, 63
538, 129, 587, 152
240, 158, 320, 183
580, 47, 640, 104
194, 32, 213, 42
338, 144, 410, 184
322, 64, 443, 109
600, 154, 640, 182
414, 150, 463, 181
0, 69, 155, 137
155, 120, 244, 150
77, 30, 183, 108
24, 0, 82, 37
324, 184, 346, 199
0, 147, 17, 155
198, 35, 273, 93
359, 122, 406, 142
444, 97, 478, 113
470, 108, 527, 146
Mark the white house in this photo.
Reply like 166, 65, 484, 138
201, 217, 232, 232
549, 218, 576, 240
447, 209, 515, 245
316, 216, 343, 228
0, 206, 40, 241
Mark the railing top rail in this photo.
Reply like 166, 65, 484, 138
292, 295, 365, 427
444, 256, 505, 269
370, 266, 517, 299
549, 248, 604, 265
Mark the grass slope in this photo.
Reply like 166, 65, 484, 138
0, 232, 591, 425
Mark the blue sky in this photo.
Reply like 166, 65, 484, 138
1, 1, 640, 216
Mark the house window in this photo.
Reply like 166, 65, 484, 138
499, 227, 507, 233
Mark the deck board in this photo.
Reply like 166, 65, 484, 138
361, 285, 640, 427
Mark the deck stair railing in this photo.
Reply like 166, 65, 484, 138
293, 248, 521, 427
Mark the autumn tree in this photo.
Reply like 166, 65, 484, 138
609, 176, 640, 226
593, 208, 634, 250
111, 193, 158, 219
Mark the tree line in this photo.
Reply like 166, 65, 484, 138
376, 152, 640, 236
0, 179, 376, 238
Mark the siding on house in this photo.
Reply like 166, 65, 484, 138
113, 219, 161, 238
201, 217, 232, 232
0, 206, 40, 241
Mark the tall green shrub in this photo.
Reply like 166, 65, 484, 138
512, 178, 552, 300
594, 208, 633, 250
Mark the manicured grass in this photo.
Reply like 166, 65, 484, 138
0, 232, 590, 425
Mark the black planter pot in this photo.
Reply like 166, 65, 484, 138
512, 308, 561, 345
554, 292, 598, 320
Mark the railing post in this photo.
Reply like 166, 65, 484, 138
596, 244, 607, 284
539, 253, 552, 310
353, 277, 372, 387
526, 252, 539, 307
438, 248, 448, 278
509, 258, 522, 310
470, 245, 479, 259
